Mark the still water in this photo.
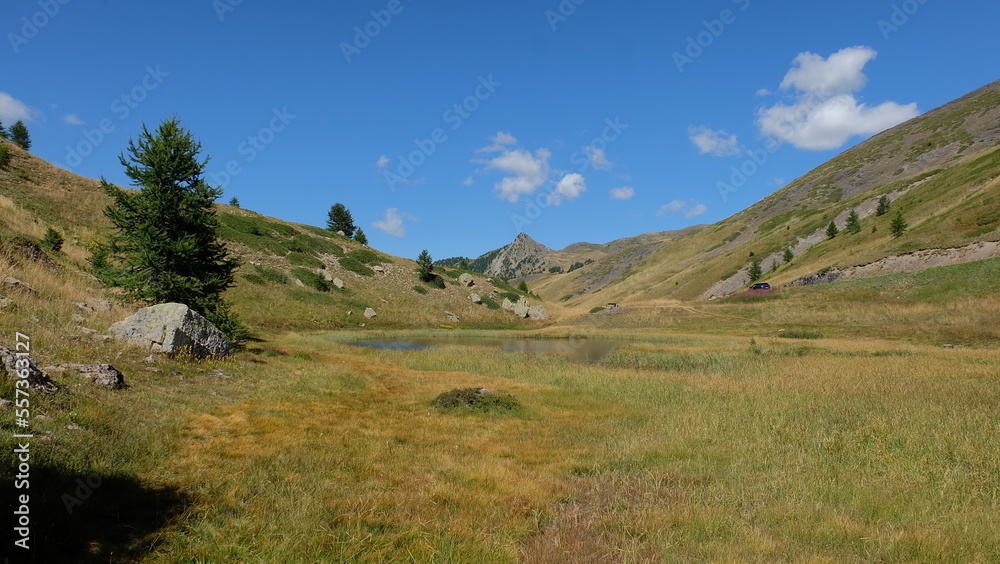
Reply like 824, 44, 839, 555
350, 337, 617, 363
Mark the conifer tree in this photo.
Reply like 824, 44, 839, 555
876, 195, 891, 216
353, 227, 368, 245
97, 117, 243, 338
9, 120, 30, 151
845, 209, 861, 234
826, 221, 839, 239
326, 203, 356, 237
890, 210, 908, 237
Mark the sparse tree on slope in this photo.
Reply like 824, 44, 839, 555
890, 210, 908, 238
748, 259, 763, 282
417, 249, 434, 281
9, 120, 30, 151
96, 117, 245, 340
845, 209, 861, 234
876, 195, 891, 217
783, 248, 794, 264
228, 197, 240, 208
826, 221, 839, 239
353, 228, 368, 245
326, 203, 356, 237
0, 120, 7, 140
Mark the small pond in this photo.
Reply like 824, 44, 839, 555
350, 337, 617, 363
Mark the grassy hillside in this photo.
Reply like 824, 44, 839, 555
530, 79, 1000, 309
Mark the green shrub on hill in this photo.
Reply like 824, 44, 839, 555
291, 267, 330, 292
287, 252, 324, 269
338, 256, 374, 276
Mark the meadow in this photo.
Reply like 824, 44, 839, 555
4, 284, 1000, 562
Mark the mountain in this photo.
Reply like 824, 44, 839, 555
494, 79, 1000, 309
441, 227, 702, 281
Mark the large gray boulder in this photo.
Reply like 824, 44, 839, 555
364, 307, 377, 319
459, 273, 475, 287
108, 303, 231, 357
501, 298, 515, 311
528, 305, 549, 320
469, 293, 482, 304
0, 345, 58, 391
513, 302, 531, 318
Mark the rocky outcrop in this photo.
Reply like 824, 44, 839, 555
787, 240, 1000, 288
469, 293, 482, 304
364, 308, 377, 319
3, 277, 37, 297
44, 364, 126, 390
527, 305, 549, 319
502, 298, 515, 310
459, 273, 475, 287
445, 311, 460, 323
0, 345, 58, 391
332, 278, 345, 289
108, 303, 231, 357
513, 301, 530, 318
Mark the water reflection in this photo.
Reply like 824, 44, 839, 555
350, 337, 616, 363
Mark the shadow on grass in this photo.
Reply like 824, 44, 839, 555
2, 462, 188, 563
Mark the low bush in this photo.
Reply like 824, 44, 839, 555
291, 267, 330, 292
480, 296, 500, 310
287, 252, 324, 269
431, 388, 522, 414
412, 285, 428, 295
589, 307, 605, 314
339, 257, 374, 276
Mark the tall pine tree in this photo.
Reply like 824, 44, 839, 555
9, 120, 30, 151
326, 203, 356, 237
97, 118, 242, 336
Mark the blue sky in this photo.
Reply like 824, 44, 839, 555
4, 0, 998, 260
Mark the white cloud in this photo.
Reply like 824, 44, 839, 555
657, 200, 706, 218
758, 46, 919, 150
756, 88, 771, 97
476, 131, 519, 153
492, 131, 517, 145
657, 200, 685, 216
586, 146, 612, 170
0, 92, 34, 123
689, 126, 741, 156
779, 46, 876, 97
481, 147, 552, 203
376, 155, 390, 168
685, 203, 708, 218
548, 173, 587, 206
62, 114, 84, 125
372, 208, 407, 237
609, 186, 634, 200
462, 176, 474, 186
